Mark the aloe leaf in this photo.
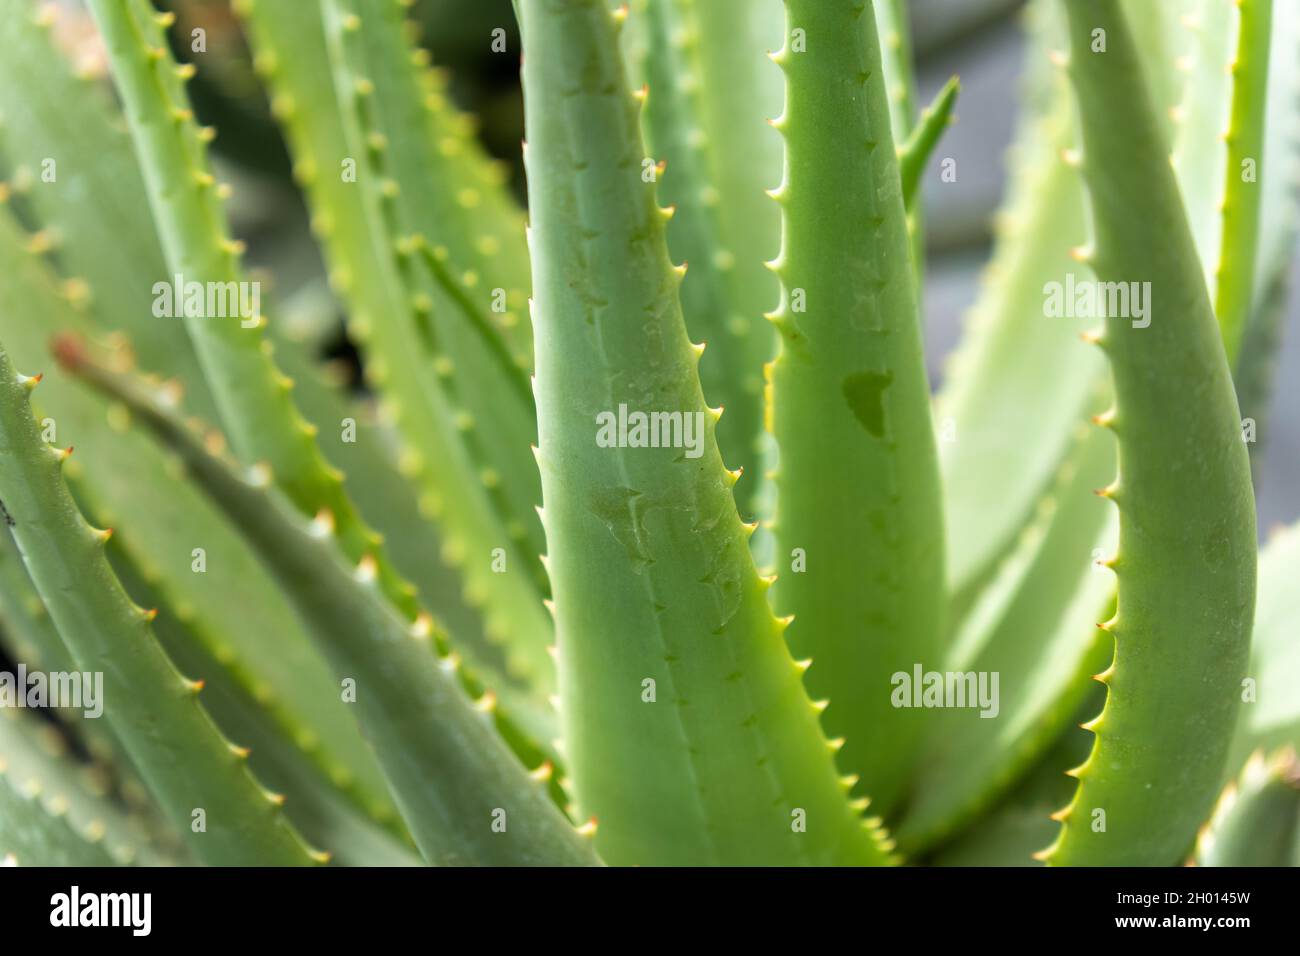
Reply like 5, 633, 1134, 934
0, 526, 153, 809
265, 318, 562, 796
236, 0, 555, 687
89, 483, 409, 839
1163, 0, 1271, 367
82, 0, 433, 631
0, 709, 159, 866
934, 0, 1191, 612
1252, 0, 1300, 301
925, 0, 1266, 858
1235, 272, 1291, 468
268, 317, 557, 751
0, 759, 120, 867
0, 205, 406, 839
897, 421, 1115, 851
1228, 523, 1300, 771
872, 0, 927, 289
329, 0, 546, 593
1196, 748, 1300, 867
936, 1, 1104, 604
519, 0, 891, 866
316, 1, 563, 748
1237, 0, 1300, 420
339, 0, 536, 373
1168, 0, 1286, 367
56, 337, 600, 867
0, 341, 323, 867
345, 0, 536, 366
1212, 0, 1272, 363
0, 3, 216, 419
626, 0, 783, 520
89, 0, 555, 777
765, 0, 945, 815
899, 76, 960, 210
873, 0, 919, 139
1168, 0, 1234, 297
932, 720, 1095, 867
321, 0, 549, 605
1040, 0, 1256, 866
0, 525, 85, 705
1123, 1, 1187, 143
136, 590, 422, 867
934, 0, 1198, 629
95, 527, 418, 865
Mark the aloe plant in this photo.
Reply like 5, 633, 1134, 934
0, 0, 1296, 867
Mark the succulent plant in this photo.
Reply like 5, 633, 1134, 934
0, 0, 1296, 868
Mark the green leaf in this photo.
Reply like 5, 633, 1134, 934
1228, 523, 1300, 772
1165, 0, 1288, 368
0, 3, 217, 420
1168, 0, 1235, 302
898, 422, 1115, 852
1196, 748, 1300, 867
1041, 0, 1256, 866
56, 335, 600, 867
626, 0, 783, 520
1124, 0, 1188, 145
0, 525, 157, 817
346, 0, 536, 367
0, 761, 120, 867
1252, 0, 1300, 300
82, 0, 429, 629
1236, 0, 1300, 421
873, 0, 920, 139
267, 317, 557, 752
899, 76, 960, 210
873, 0, 926, 289
931, 720, 1095, 867
766, 0, 945, 815
0, 205, 406, 842
519, 0, 891, 866
95, 523, 418, 865
332, 0, 547, 600
263, 316, 564, 809
1213, 0, 1272, 363
0, 525, 84, 698
0, 708, 160, 866
136, 595, 422, 867
0, 339, 323, 867
88, 0, 557, 797
935, 0, 1104, 605
237, 0, 555, 688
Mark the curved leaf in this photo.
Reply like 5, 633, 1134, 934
767, 0, 945, 814
56, 335, 600, 867
0, 340, 323, 867
520, 0, 891, 866
1196, 748, 1300, 866
1041, 0, 1256, 866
